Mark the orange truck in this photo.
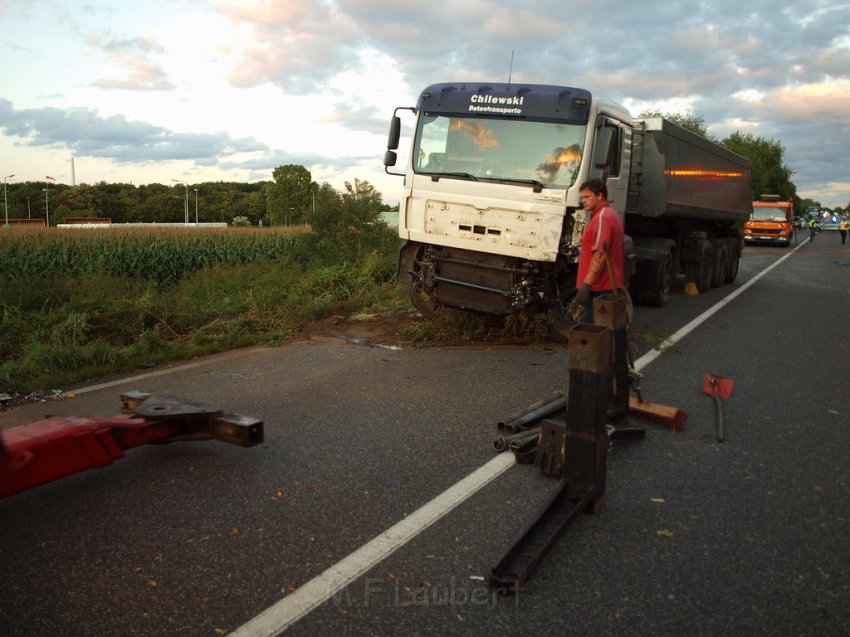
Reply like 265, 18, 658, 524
745, 195, 794, 246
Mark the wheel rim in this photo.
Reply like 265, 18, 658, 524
409, 282, 439, 317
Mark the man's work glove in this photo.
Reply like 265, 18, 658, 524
576, 282, 591, 305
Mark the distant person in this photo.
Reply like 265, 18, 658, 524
808, 217, 820, 242
575, 178, 625, 324
839, 218, 849, 244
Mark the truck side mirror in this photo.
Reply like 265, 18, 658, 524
384, 107, 415, 176
387, 115, 401, 151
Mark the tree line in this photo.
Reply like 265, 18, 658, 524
2, 167, 398, 227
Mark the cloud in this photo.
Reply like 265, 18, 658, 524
83, 32, 175, 91
0, 98, 373, 180
0, 98, 266, 164
4, 0, 850, 204
317, 104, 384, 134
199, 0, 850, 205
224, 148, 370, 173
215, 0, 358, 93
214, 0, 570, 95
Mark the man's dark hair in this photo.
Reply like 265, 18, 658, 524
579, 178, 608, 199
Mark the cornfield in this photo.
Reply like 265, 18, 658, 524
0, 226, 304, 283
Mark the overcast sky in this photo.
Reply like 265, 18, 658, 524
1, 0, 849, 208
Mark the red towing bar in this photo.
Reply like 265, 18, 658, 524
0, 391, 264, 499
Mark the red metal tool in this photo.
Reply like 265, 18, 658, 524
702, 373, 733, 442
0, 391, 263, 499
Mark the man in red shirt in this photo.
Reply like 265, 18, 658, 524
575, 178, 625, 324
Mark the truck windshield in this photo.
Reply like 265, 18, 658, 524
752, 206, 788, 222
413, 114, 586, 188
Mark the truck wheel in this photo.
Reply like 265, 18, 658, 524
711, 243, 728, 288
548, 299, 581, 342
692, 240, 714, 293
404, 242, 442, 317
649, 252, 673, 306
725, 241, 740, 283
408, 282, 441, 317
548, 269, 581, 342
633, 252, 673, 307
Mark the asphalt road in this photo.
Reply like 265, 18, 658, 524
1, 234, 848, 637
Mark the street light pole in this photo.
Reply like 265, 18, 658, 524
44, 175, 55, 226
194, 188, 199, 224
3, 173, 14, 227
171, 179, 189, 224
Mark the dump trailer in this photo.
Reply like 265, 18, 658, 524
383, 83, 751, 335
744, 195, 795, 246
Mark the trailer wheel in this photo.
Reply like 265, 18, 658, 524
648, 252, 673, 306
725, 242, 740, 283
688, 240, 714, 293
711, 242, 728, 288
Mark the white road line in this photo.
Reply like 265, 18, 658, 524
633, 240, 805, 372
229, 453, 516, 637
231, 241, 804, 636
65, 347, 269, 395
68, 360, 214, 395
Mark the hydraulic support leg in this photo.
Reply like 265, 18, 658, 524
593, 294, 631, 424
490, 323, 612, 591
564, 323, 611, 504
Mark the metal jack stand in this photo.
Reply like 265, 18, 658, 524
490, 323, 613, 592
595, 294, 630, 422
595, 294, 646, 440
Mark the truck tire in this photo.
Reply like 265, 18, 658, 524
711, 242, 728, 288
404, 243, 442, 317
548, 300, 581, 342
408, 282, 441, 317
548, 269, 581, 342
688, 240, 714, 293
725, 241, 740, 284
633, 252, 673, 307
654, 252, 673, 306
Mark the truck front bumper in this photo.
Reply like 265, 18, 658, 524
744, 235, 790, 243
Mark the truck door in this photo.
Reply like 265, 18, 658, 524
590, 117, 630, 213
